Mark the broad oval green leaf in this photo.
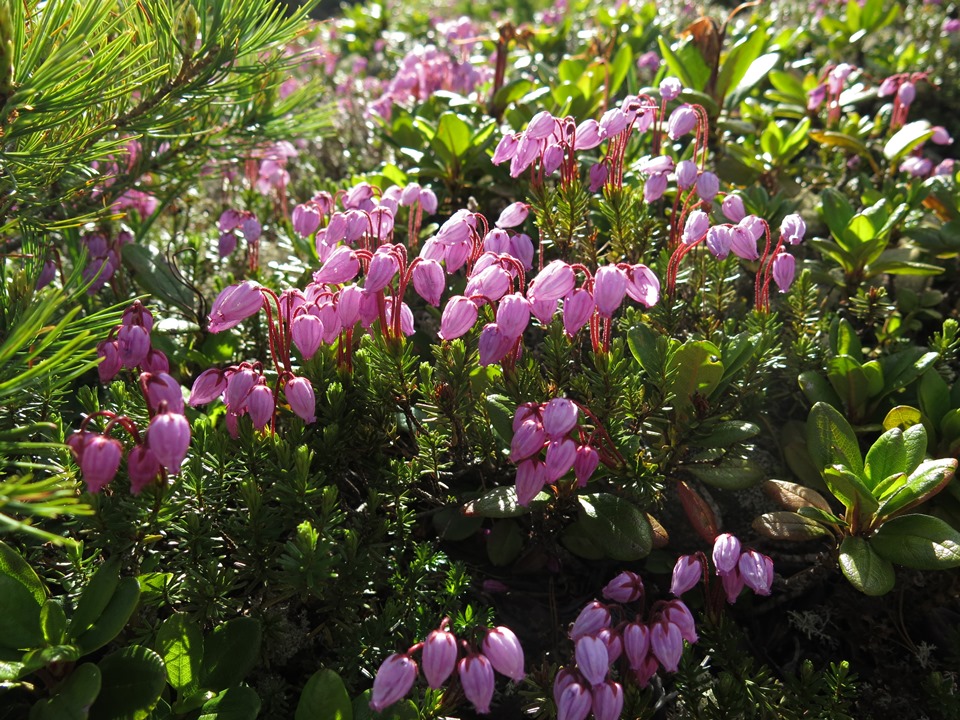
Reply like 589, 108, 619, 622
74, 576, 140, 655
864, 428, 905, 489
462, 486, 550, 518
0, 575, 43, 651
296, 669, 352, 720
90, 646, 166, 720
871, 514, 960, 569
157, 614, 204, 695
201, 618, 262, 693
806, 402, 864, 476
68, 559, 120, 639
0, 541, 46, 605
685, 456, 766, 489
876, 458, 957, 519
487, 520, 524, 566
198, 687, 261, 720
838, 536, 895, 596
578, 493, 652, 561
696, 420, 761, 448
883, 120, 933, 161
753, 512, 831, 541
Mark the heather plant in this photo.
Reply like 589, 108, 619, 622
3, 0, 960, 718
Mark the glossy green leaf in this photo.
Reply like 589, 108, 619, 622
717, 28, 766, 101
883, 120, 933, 161
871, 514, 960, 569
753, 512, 832, 541
919, 370, 951, 426
433, 112, 471, 162
198, 687, 261, 720
810, 133, 878, 173
0, 575, 43, 651
68, 559, 120, 638
74, 577, 140, 655
838, 536, 895, 595
882, 405, 923, 431
296, 669, 352, 720
826, 355, 869, 418
823, 466, 878, 519
40, 600, 67, 645
861, 360, 884, 397
731, 52, 780, 101
876, 459, 957, 518
157, 614, 203, 695
830, 318, 862, 359
201, 618, 261, 692
864, 428, 905, 489
578, 493, 652, 561
485, 394, 515, 444
798, 371, 844, 408
487, 520, 524, 566
90, 646, 166, 720
806, 402, 863, 476
29, 663, 101, 720
462, 486, 550, 518
696, 420, 761, 448
561, 521, 605, 560
666, 340, 724, 410
685, 456, 766, 489
0, 541, 46, 605
432, 506, 483, 541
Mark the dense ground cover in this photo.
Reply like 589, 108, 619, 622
1, 0, 959, 718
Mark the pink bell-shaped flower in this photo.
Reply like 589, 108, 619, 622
143, 372, 185, 415
729, 226, 759, 260
602, 570, 644, 604
458, 654, 495, 714
526, 110, 557, 140
422, 628, 458, 689
588, 163, 609, 193
670, 554, 702, 596
696, 171, 719, 201
573, 444, 600, 487
189, 368, 227, 406
492, 133, 520, 165
541, 141, 563, 174
515, 459, 547, 506
675, 160, 698, 189
722, 566, 746, 603
363, 247, 399, 293
412, 259, 445, 306
659, 76, 682, 101
127, 444, 161, 495
721, 195, 746, 222
739, 549, 774, 595
542, 398, 578, 439
79, 434, 123, 493
771, 252, 796, 293
438, 296, 479, 340
779, 214, 806, 245
597, 627, 622, 664
529, 261, 576, 303
483, 626, 525, 682
337, 284, 363, 327
705, 226, 733, 260
650, 619, 684, 672
591, 681, 624, 720
97, 340, 122, 384
593, 266, 627, 319
643, 172, 668, 203
495, 294, 531, 339
663, 600, 698, 644
224, 367, 257, 413
284, 376, 316, 423
495, 202, 530, 229
624, 264, 660, 307
623, 622, 650, 670
682, 210, 710, 245
291, 314, 324, 360
117, 324, 150, 368
557, 679, 592, 720
545, 438, 577, 482
142, 348, 169, 374
562, 288, 595, 336
510, 419, 546, 462
207, 281, 264, 333
314, 246, 360, 285
712, 533, 742, 575
479, 324, 515, 367
575, 119, 602, 149
246, 383, 275, 431
569, 601, 610, 641
292, 202, 321, 237
667, 104, 698, 139
147, 411, 191, 475
574, 635, 609, 686
369, 653, 418, 712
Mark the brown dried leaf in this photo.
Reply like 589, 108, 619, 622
753, 511, 831, 541
763, 479, 832, 512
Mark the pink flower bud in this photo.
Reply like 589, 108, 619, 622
364, 249, 400, 293
512, 402, 541, 432
588, 163, 609, 193
218, 231, 237, 257
670, 555, 702, 596
240, 215, 261, 243
722, 566, 746, 603
496, 202, 530, 229
681, 210, 710, 245
569, 601, 610, 641
878, 75, 899, 97
807, 83, 826, 111
483, 228, 510, 254
292, 202, 321, 237
218, 209, 242, 232
458, 654, 495, 714
675, 160, 698, 189
399, 183, 421, 206
412, 259, 445, 306
575, 119, 602, 150
772, 252, 796, 293
896, 80, 915, 107
189, 368, 227, 406
562, 289, 595, 336
780, 214, 806, 245
529, 261, 576, 304
597, 627, 622, 664
545, 438, 577, 482
721, 195, 746, 222
573, 445, 599, 487
659, 76, 683, 101
602, 571, 644, 604
623, 622, 650, 669
344, 182, 375, 210
208, 281, 264, 333
422, 628, 458, 689
436, 209, 476, 245
246, 383, 275, 430
511, 418, 547, 462
419, 187, 438, 214
663, 600, 698, 644
439, 296, 479, 340
79, 435, 123, 493
530, 296, 559, 325
591, 681, 624, 720
712, 533, 742, 575
478, 323, 514, 366
337, 284, 363, 327
142, 349, 169, 375
147, 411, 191, 475
643, 172, 668, 203
224, 367, 257, 413
370, 206, 395, 240
624, 264, 660, 307
730, 225, 759, 260
706, 225, 733, 260
285, 376, 316, 424
932, 126, 953, 145
291, 314, 324, 360
593, 266, 627, 319
314, 246, 360, 285
667, 105, 698, 139
495, 294, 531, 339
526, 110, 557, 140
369, 654, 417, 712
542, 398, 578, 439
696, 171, 719, 201
127, 444, 161, 495
574, 635, 609, 686
117, 324, 150, 368
828, 63, 853, 94
466, 265, 511, 304
650, 619, 684, 672
739, 549, 774, 595
97, 340, 122, 383
483, 626, 525, 682
515, 458, 548, 506
143, 372, 184, 415
598, 107, 628, 138
557, 680, 592, 720
542, 143, 564, 176
492, 133, 520, 165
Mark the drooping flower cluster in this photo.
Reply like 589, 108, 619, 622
507, 398, 628, 506
553, 571, 698, 720
670, 533, 775, 603
217, 208, 263, 261
369, 619, 524, 715
80, 229, 134, 295
71, 302, 190, 494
